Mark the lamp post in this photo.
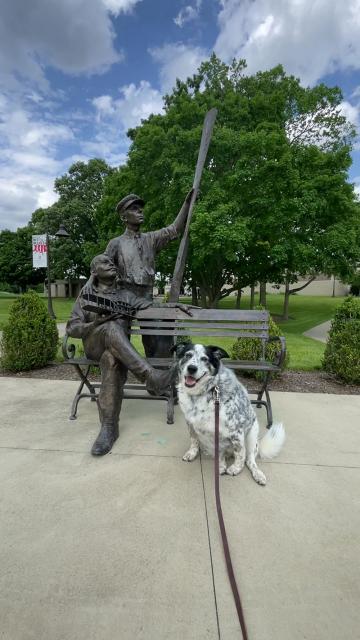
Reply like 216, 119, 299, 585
46, 224, 70, 319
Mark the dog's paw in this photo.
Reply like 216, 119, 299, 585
182, 448, 199, 462
252, 469, 266, 485
226, 463, 244, 476
219, 464, 227, 475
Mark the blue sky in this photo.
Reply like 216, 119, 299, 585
1, 0, 360, 231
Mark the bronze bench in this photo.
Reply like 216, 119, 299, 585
62, 307, 286, 427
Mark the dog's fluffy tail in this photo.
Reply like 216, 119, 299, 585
258, 423, 285, 460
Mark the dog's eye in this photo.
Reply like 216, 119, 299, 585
200, 356, 209, 362
184, 352, 193, 359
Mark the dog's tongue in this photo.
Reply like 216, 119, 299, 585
185, 375, 197, 387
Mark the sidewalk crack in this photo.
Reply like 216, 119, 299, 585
200, 452, 221, 640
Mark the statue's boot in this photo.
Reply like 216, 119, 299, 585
145, 364, 178, 396
106, 333, 178, 397
92, 351, 123, 457
91, 422, 118, 457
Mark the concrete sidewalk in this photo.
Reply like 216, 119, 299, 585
0, 378, 359, 640
303, 320, 331, 343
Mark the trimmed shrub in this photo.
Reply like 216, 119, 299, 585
347, 272, 360, 296
230, 307, 289, 379
322, 296, 360, 384
0, 291, 58, 371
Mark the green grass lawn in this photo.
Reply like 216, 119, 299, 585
0, 292, 344, 371
180, 294, 344, 371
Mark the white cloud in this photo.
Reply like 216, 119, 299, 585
92, 81, 164, 130
339, 99, 360, 149
101, 0, 143, 15
215, 0, 360, 86
83, 81, 165, 168
0, 171, 58, 230
0, 94, 75, 230
339, 101, 360, 128
174, 1, 202, 28
353, 176, 360, 199
352, 86, 360, 99
0, 0, 122, 91
150, 43, 207, 93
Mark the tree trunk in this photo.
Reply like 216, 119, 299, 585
282, 279, 290, 320
200, 286, 207, 308
236, 287, 242, 309
259, 282, 267, 307
250, 285, 255, 309
191, 284, 198, 306
208, 292, 220, 308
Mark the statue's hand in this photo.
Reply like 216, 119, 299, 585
174, 303, 196, 316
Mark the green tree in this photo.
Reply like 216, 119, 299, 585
31, 159, 114, 280
96, 55, 359, 307
0, 226, 44, 292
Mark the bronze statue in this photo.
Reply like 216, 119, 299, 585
65, 110, 217, 458
105, 189, 193, 357
66, 253, 192, 456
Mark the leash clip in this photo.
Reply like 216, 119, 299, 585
213, 385, 220, 403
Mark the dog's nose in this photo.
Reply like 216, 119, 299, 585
187, 365, 198, 375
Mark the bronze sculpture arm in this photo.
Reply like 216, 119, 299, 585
150, 300, 197, 316
171, 188, 194, 236
66, 298, 118, 339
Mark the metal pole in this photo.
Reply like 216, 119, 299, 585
46, 232, 56, 319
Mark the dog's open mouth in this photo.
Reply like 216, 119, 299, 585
184, 372, 206, 388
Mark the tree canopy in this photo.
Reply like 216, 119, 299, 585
95, 55, 360, 306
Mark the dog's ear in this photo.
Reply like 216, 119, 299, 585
206, 345, 229, 360
170, 342, 193, 358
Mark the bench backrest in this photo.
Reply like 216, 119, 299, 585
131, 308, 270, 350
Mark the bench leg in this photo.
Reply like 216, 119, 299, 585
166, 389, 175, 425
256, 371, 270, 406
255, 372, 273, 429
76, 364, 97, 396
264, 387, 273, 428
69, 365, 97, 420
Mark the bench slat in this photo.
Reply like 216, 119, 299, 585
130, 329, 269, 337
63, 357, 280, 372
131, 321, 269, 330
136, 308, 269, 321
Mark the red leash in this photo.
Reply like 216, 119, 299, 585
214, 385, 249, 640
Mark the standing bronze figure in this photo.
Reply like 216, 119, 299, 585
105, 189, 193, 357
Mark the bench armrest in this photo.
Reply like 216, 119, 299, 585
62, 333, 76, 361
266, 335, 286, 368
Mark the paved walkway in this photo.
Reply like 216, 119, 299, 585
0, 377, 359, 639
303, 320, 331, 343
57, 322, 66, 337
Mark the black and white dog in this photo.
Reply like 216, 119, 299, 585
172, 343, 285, 485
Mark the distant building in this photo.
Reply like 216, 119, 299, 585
44, 279, 86, 298
242, 276, 349, 297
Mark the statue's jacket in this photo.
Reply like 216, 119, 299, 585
104, 224, 179, 289
66, 281, 154, 353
